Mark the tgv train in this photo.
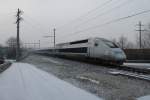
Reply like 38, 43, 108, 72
53, 37, 126, 65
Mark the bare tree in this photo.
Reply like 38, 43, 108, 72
5, 37, 23, 59
117, 36, 128, 49
126, 41, 135, 49
111, 38, 117, 44
6, 37, 17, 48
142, 34, 150, 48
112, 36, 136, 49
0, 44, 3, 56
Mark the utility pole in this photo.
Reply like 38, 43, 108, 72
53, 28, 56, 48
39, 40, 40, 49
16, 8, 23, 61
136, 21, 145, 49
43, 28, 56, 48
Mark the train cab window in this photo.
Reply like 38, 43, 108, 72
104, 41, 118, 48
94, 43, 98, 47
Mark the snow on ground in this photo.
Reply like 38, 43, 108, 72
41, 57, 63, 65
0, 63, 102, 100
137, 95, 150, 100
124, 63, 150, 69
5, 59, 16, 63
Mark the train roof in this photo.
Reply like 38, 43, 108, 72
56, 37, 111, 46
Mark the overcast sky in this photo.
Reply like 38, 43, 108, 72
0, 0, 150, 48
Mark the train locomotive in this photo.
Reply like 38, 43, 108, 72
53, 37, 126, 65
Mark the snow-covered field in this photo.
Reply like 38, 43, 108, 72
0, 63, 102, 100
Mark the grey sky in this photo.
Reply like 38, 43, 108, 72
0, 0, 150, 48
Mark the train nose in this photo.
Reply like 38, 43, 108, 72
112, 48, 126, 61
115, 53, 126, 60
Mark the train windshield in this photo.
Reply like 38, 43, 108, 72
103, 41, 118, 48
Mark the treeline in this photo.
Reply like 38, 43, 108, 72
0, 37, 22, 59
112, 23, 150, 49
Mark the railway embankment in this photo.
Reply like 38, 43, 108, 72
0, 61, 11, 73
22, 54, 150, 100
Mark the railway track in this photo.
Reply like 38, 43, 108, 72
107, 65, 150, 82
35, 53, 150, 81
109, 65, 150, 74
109, 70, 150, 81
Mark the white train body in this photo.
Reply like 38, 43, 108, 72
55, 37, 126, 64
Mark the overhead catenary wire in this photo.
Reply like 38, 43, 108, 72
0, 11, 16, 22
56, 0, 113, 30
23, 17, 45, 34
72, 0, 136, 30
0, 10, 16, 15
23, 14, 46, 32
57, 0, 135, 35
23, 21, 43, 35
60, 9, 150, 38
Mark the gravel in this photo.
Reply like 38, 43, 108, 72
22, 54, 150, 100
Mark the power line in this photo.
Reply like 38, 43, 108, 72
56, 0, 113, 30
23, 18, 45, 34
23, 14, 46, 31
58, 0, 135, 36
69, 0, 135, 30
60, 9, 150, 38
0, 11, 15, 15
